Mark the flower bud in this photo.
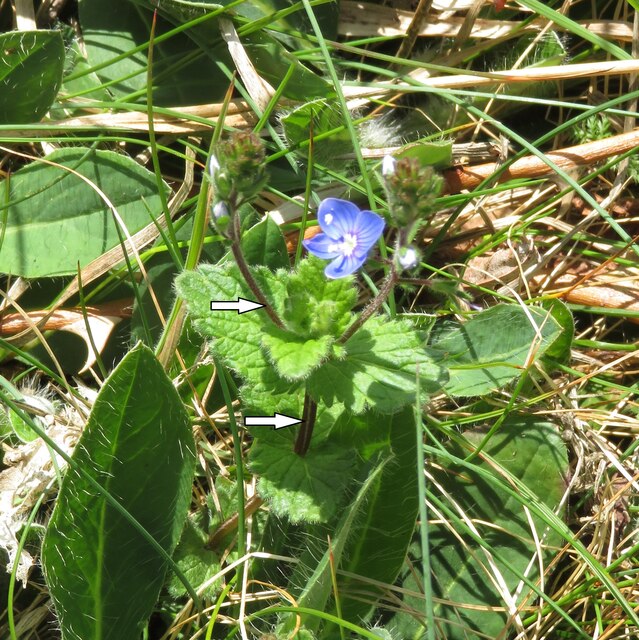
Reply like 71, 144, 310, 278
209, 154, 220, 176
212, 200, 229, 219
381, 154, 396, 177
211, 200, 231, 234
396, 245, 420, 270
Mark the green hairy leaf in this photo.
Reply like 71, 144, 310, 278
0, 30, 64, 124
308, 316, 447, 414
41, 344, 195, 640
176, 258, 360, 406
261, 329, 333, 380
431, 303, 562, 397
283, 256, 357, 338
389, 417, 569, 640
250, 434, 353, 523
178, 260, 446, 416
177, 263, 305, 415
176, 263, 286, 385
0, 148, 169, 277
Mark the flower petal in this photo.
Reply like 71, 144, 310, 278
317, 198, 360, 239
325, 253, 366, 279
354, 210, 385, 252
303, 233, 341, 259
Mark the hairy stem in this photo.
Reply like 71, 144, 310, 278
229, 212, 285, 329
294, 391, 317, 457
206, 495, 264, 550
338, 262, 399, 344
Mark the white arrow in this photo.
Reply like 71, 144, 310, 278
244, 413, 303, 430
210, 297, 264, 314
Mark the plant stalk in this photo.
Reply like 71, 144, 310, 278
294, 391, 317, 456
338, 262, 399, 344
229, 210, 285, 329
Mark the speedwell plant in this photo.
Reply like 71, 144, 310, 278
176, 134, 447, 525
173, 133, 569, 638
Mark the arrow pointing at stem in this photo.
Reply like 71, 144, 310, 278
210, 297, 264, 314
244, 413, 303, 430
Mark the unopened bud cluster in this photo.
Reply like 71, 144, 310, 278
382, 156, 442, 230
382, 155, 442, 272
209, 132, 268, 234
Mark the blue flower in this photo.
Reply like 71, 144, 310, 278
302, 198, 385, 279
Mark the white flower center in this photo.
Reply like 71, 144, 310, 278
340, 233, 358, 256
328, 233, 359, 256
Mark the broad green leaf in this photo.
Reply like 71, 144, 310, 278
282, 99, 353, 168
166, 513, 219, 599
176, 263, 286, 384
539, 299, 574, 364
388, 418, 568, 639
397, 140, 453, 169
261, 329, 333, 380
0, 148, 169, 277
243, 30, 330, 100
427, 418, 569, 639
249, 434, 353, 523
0, 31, 64, 124
337, 407, 420, 626
79, 0, 229, 105
52, 35, 111, 118
79, 0, 147, 99
241, 215, 290, 270
284, 256, 357, 338
278, 460, 388, 635
430, 304, 562, 397
308, 316, 447, 414
41, 343, 195, 640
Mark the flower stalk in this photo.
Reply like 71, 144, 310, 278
209, 132, 286, 330
338, 261, 399, 344
228, 212, 285, 329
